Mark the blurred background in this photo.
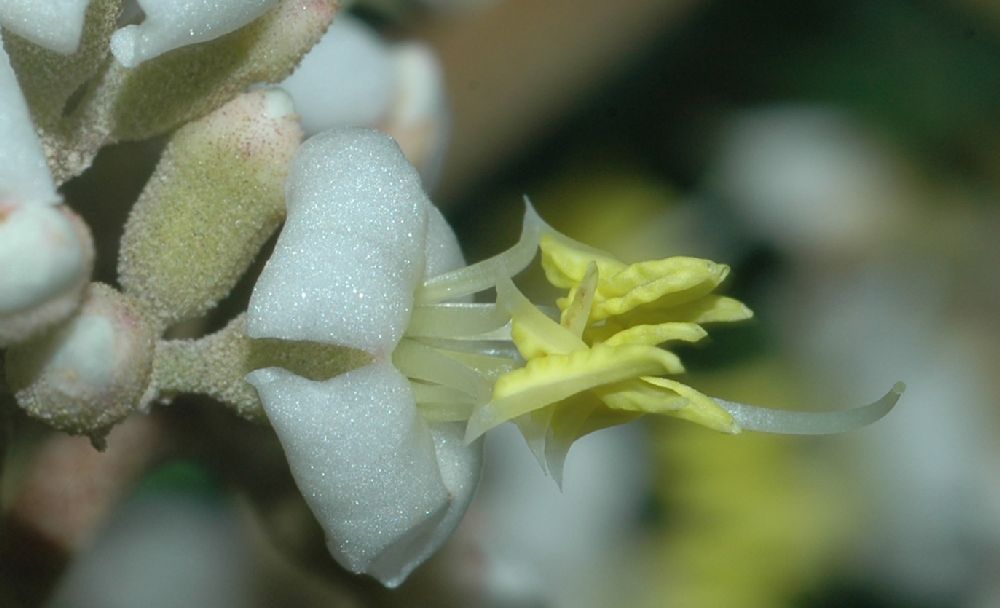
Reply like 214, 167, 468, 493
440, 1, 1000, 604
6, 0, 1000, 606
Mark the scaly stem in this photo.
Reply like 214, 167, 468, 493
152, 314, 370, 422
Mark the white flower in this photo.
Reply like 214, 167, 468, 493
240, 128, 905, 587
280, 14, 450, 184
244, 128, 482, 587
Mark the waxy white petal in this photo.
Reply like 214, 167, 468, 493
246, 361, 481, 586
247, 128, 429, 355
373, 421, 483, 586
110, 0, 279, 68
0, 47, 58, 206
0, 203, 93, 345
0, 0, 89, 54
0, 205, 88, 316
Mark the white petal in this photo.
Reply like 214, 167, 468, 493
0, 205, 87, 315
0, 0, 89, 54
110, 0, 279, 68
0, 47, 58, 206
246, 362, 479, 586
372, 421, 483, 586
280, 15, 395, 135
247, 128, 428, 355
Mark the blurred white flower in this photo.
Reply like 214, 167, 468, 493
707, 105, 911, 260
280, 14, 449, 184
280, 15, 396, 134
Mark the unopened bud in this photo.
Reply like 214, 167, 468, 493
118, 89, 303, 329
0, 203, 94, 346
5, 283, 156, 442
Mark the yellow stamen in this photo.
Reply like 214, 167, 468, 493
465, 342, 684, 441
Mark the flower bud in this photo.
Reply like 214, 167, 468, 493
5, 283, 156, 442
0, 44, 59, 203
118, 89, 302, 329
0, 203, 94, 346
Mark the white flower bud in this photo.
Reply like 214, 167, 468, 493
0, 204, 94, 346
6, 284, 156, 441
